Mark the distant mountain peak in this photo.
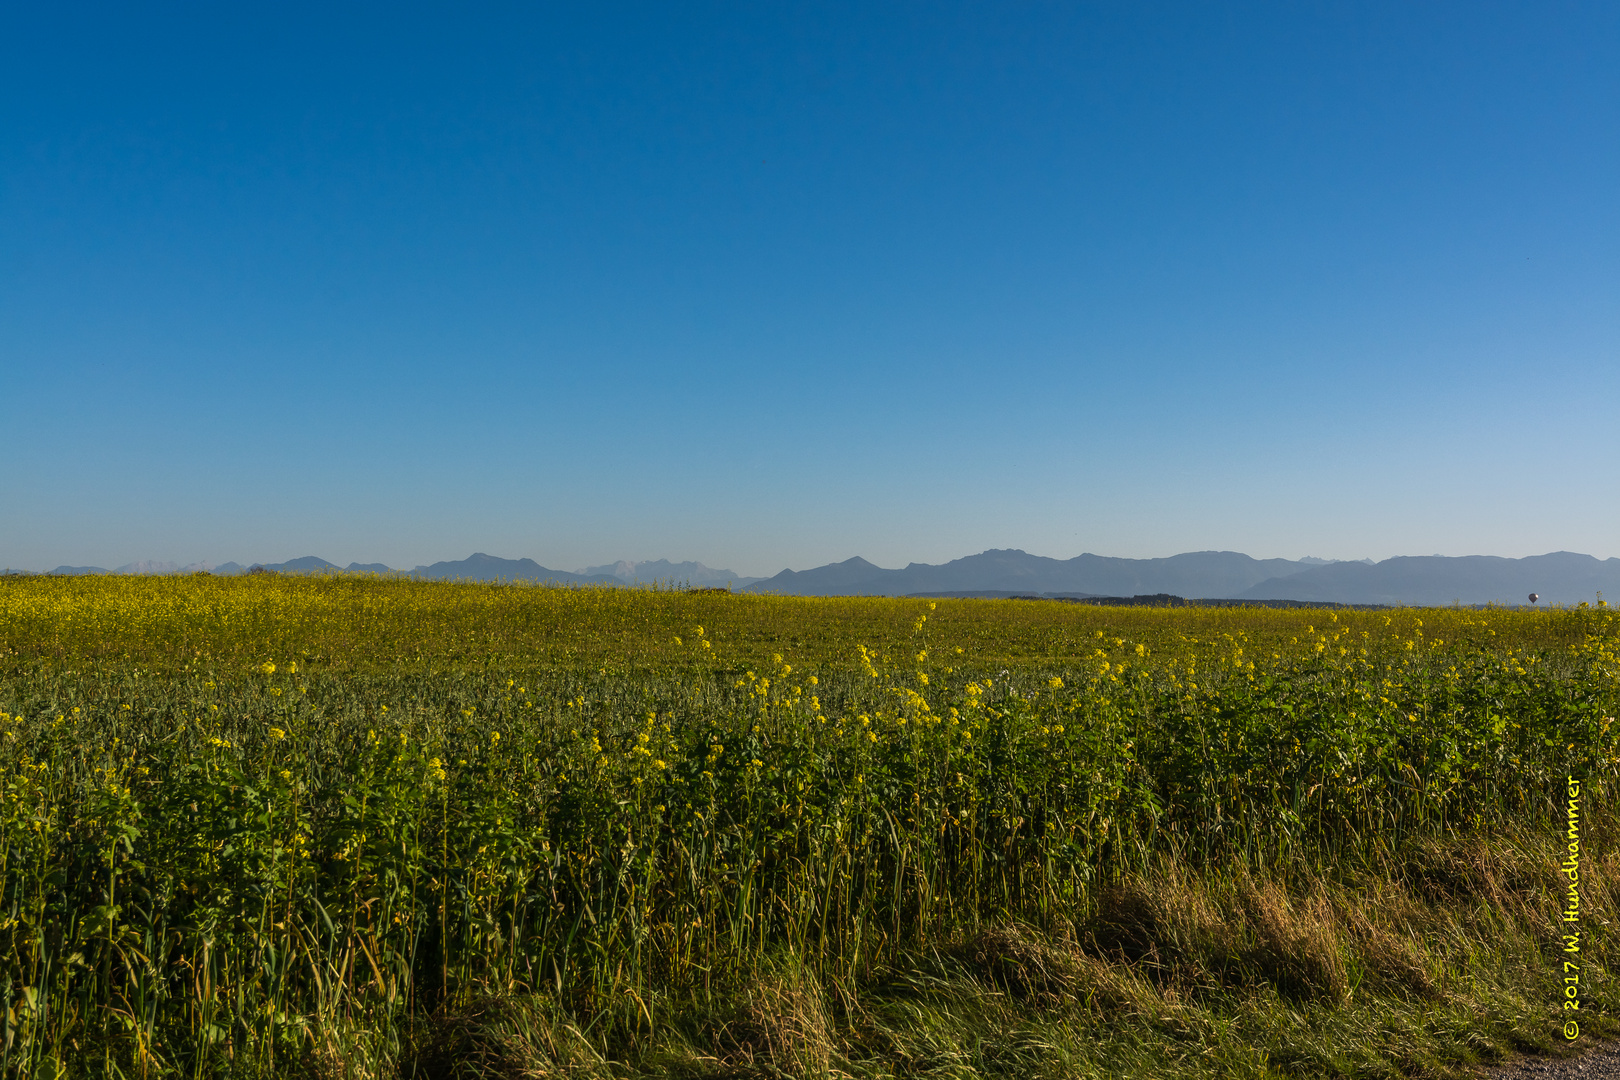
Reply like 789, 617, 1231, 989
115, 560, 181, 575
576, 558, 765, 589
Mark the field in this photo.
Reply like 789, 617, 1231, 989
1, 574, 1617, 1079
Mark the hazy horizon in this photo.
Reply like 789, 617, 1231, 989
6, 545, 1606, 581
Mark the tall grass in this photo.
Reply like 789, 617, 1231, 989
0, 576, 1616, 1076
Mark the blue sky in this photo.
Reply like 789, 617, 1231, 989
3, 2, 1616, 575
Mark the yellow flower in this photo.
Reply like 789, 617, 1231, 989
259, 661, 276, 675
269, 727, 286, 740
1048, 677, 1064, 689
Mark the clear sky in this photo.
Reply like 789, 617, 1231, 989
3, 2, 1616, 576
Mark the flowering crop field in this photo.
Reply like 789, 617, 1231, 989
1, 574, 1617, 1078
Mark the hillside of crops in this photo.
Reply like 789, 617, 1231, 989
2, 574, 1617, 1079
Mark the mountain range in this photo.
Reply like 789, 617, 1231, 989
28, 553, 759, 588
15, 549, 1617, 606
1228, 552, 1619, 607
742, 549, 1618, 607
745, 550, 1327, 599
